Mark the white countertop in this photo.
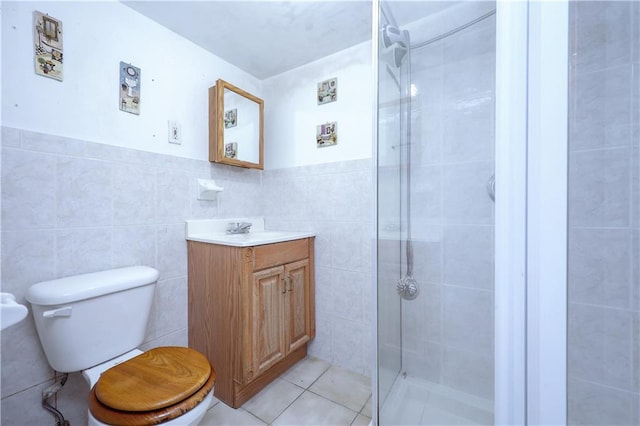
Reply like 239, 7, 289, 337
185, 218, 314, 247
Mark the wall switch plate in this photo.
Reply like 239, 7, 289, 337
168, 121, 181, 144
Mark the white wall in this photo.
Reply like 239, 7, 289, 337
263, 42, 373, 169
1, 0, 261, 161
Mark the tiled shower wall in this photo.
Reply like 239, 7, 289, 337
567, 1, 640, 425
0, 126, 372, 425
399, 12, 496, 400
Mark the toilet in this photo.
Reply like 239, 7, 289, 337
26, 266, 214, 426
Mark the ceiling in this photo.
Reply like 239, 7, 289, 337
122, 1, 372, 80
121, 1, 455, 80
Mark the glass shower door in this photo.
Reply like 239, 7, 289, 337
376, 3, 403, 413
376, 1, 498, 424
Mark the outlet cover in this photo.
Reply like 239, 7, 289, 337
168, 121, 181, 145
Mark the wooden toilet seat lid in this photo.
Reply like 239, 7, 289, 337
89, 366, 215, 426
95, 346, 211, 412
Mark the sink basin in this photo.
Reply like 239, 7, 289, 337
185, 218, 314, 247
1, 293, 28, 330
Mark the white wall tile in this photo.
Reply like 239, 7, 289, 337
569, 147, 631, 227
442, 97, 494, 164
332, 317, 364, 374
412, 237, 442, 286
2, 148, 56, 229
332, 171, 366, 219
413, 105, 443, 167
56, 157, 112, 228
0, 316, 53, 398
1, 126, 21, 148
306, 174, 336, 221
442, 162, 494, 225
331, 222, 363, 272
308, 316, 332, 362
310, 221, 332, 269
403, 341, 442, 383
1, 230, 55, 298
139, 328, 188, 351
332, 269, 363, 322
401, 298, 428, 355
574, 0, 634, 73
569, 303, 636, 391
156, 224, 187, 280
112, 226, 157, 269
22, 131, 87, 157
442, 286, 493, 357
411, 165, 441, 226
568, 379, 638, 426
156, 169, 190, 224
56, 228, 112, 278
262, 175, 298, 219
633, 230, 640, 311
314, 267, 333, 316
442, 225, 494, 290
569, 228, 633, 309
153, 277, 188, 338
56, 372, 90, 426
85, 141, 149, 164
112, 162, 157, 225
1, 377, 58, 425
632, 146, 639, 228
217, 180, 264, 218
572, 65, 633, 150
441, 346, 493, 400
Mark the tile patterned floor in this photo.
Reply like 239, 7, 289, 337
200, 357, 372, 426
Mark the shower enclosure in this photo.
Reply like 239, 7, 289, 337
375, 1, 639, 425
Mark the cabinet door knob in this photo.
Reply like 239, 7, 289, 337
281, 276, 288, 294
286, 275, 293, 292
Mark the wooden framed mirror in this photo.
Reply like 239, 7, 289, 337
209, 79, 264, 169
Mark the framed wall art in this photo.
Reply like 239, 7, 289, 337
316, 121, 337, 148
34, 11, 63, 81
317, 77, 337, 105
119, 62, 141, 115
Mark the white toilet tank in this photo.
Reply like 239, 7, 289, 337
26, 266, 159, 373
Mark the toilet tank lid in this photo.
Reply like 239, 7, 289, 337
26, 266, 159, 305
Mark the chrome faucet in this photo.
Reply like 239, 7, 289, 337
226, 222, 252, 234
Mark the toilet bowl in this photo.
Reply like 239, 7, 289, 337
25, 266, 215, 426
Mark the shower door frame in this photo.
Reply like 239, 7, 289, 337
524, 1, 569, 425
496, 0, 570, 424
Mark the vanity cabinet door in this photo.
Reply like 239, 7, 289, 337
249, 266, 287, 380
284, 259, 312, 353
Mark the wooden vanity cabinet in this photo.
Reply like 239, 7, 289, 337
187, 237, 315, 408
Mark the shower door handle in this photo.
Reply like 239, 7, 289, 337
487, 174, 495, 202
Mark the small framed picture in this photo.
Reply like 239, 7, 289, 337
224, 108, 237, 128
119, 62, 141, 115
317, 77, 337, 105
34, 11, 64, 81
225, 142, 238, 158
316, 122, 337, 148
